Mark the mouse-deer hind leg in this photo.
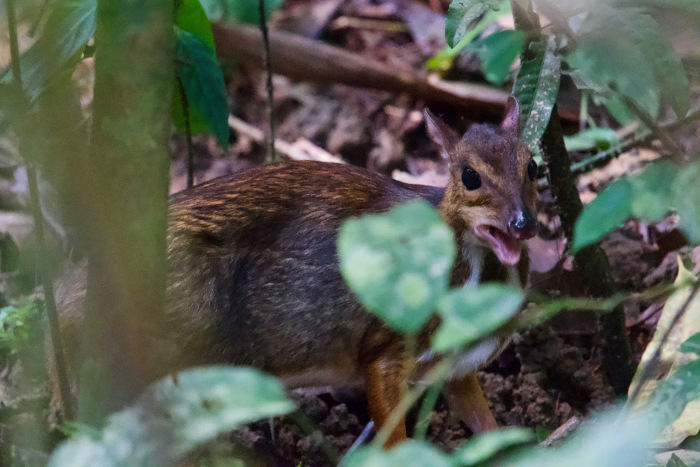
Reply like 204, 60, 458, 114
444, 371, 498, 434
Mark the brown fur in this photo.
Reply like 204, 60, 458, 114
53, 101, 538, 446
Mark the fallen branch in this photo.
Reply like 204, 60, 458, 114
228, 114, 344, 163
213, 21, 510, 121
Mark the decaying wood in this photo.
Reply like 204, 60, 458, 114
212, 21, 510, 121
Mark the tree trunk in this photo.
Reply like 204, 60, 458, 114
79, 0, 173, 425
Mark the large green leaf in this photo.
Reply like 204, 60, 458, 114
573, 160, 700, 252
468, 29, 525, 84
10, 0, 97, 100
49, 367, 295, 467
445, 0, 501, 48
432, 283, 523, 352
198, 0, 284, 24
565, 6, 661, 120
174, 27, 230, 147
680, 333, 700, 357
338, 200, 456, 334
453, 427, 535, 465
502, 406, 659, 466
627, 9, 690, 118
625, 263, 700, 448
511, 36, 560, 153
345, 441, 452, 467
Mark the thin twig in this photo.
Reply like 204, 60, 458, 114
569, 108, 700, 176
619, 94, 686, 163
4, 0, 74, 421
258, 0, 277, 162
177, 78, 195, 188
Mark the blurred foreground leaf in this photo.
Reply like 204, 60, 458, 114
432, 284, 523, 352
345, 441, 451, 467
10, 0, 96, 100
453, 427, 535, 465
573, 161, 700, 252
49, 367, 295, 466
338, 200, 456, 333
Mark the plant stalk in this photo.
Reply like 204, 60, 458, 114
4, 0, 75, 420
258, 0, 277, 162
177, 78, 195, 188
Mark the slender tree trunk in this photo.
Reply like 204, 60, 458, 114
80, 0, 173, 424
540, 107, 635, 393
511, 0, 635, 393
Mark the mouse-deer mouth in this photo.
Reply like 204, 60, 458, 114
473, 223, 522, 266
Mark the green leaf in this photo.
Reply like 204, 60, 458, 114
0, 301, 40, 354
345, 441, 452, 467
650, 360, 700, 431
11, 0, 97, 100
175, 0, 216, 49
671, 162, 700, 243
49, 367, 295, 467
572, 177, 633, 252
572, 161, 684, 252
452, 427, 535, 465
625, 263, 700, 448
512, 36, 560, 153
432, 284, 523, 352
445, 0, 501, 48
338, 200, 456, 334
625, 8, 690, 118
565, 6, 660, 119
468, 29, 525, 84
174, 27, 230, 147
198, 0, 284, 24
680, 333, 700, 357
563, 128, 619, 152
502, 406, 659, 467
666, 453, 689, 467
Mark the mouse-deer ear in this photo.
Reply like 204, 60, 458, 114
501, 96, 521, 132
423, 108, 459, 160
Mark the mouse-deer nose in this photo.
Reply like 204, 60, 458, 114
508, 210, 538, 239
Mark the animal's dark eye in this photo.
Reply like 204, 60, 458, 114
527, 159, 538, 181
461, 166, 481, 190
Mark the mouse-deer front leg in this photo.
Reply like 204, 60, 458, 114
363, 357, 408, 447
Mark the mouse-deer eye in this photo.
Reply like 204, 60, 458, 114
462, 166, 481, 190
527, 159, 538, 181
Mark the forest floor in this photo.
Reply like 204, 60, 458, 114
0, 0, 699, 465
